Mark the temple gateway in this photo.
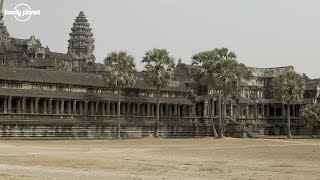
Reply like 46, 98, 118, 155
0, 10, 318, 139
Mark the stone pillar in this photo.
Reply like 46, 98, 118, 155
203, 102, 208, 117
48, 99, 52, 114
107, 102, 111, 115
60, 100, 65, 114
112, 102, 115, 115
84, 101, 88, 115
266, 105, 270, 116
246, 105, 249, 118
127, 103, 131, 116
73, 100, 77, 114
8, 97, 12, 114
55, 100, 60, 114
137, 103, 140, 116
95, 101, 99, 115
293, 105, 296, 117
142, 104, 145, 116
147, 104, 150, 116
212, 100, 215, 117
30, 99, 34, 114
101, 102, 105, 115
17, 98, 21, 113
43, 99, 47, 114
68, 101, 72, 115
174, 105, 178, 117
177, 105, 181, 117
22, 97, 26, 113
261, 104, 265, 117
282, 104, 286, 117
273, 104, 277, 117
132, 104, 136, 116
3, 98, 7, 113
34, 98, 39, 114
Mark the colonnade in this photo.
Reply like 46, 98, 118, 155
0, 97, 193, 118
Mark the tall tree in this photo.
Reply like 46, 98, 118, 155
210, 58, 246, 138
103, 51, 136, 139
192, 50, 219, 137
142, 48, 175, 138
301, 103, 320, 136
272, 70, 304, 138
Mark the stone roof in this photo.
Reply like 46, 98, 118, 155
0, 89, 192, 105
247, 66, 294, 78
0, 67, 189, 92
49, 52, 73, 60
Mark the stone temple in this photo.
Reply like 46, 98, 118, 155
0, 8, 318, 138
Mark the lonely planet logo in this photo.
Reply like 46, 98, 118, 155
4, 3, 40, 22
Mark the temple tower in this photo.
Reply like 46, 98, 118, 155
68, 11, 95, 72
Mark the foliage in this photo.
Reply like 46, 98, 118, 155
272, 70, 304, 104
142, 48, 175, 87
301, 103, 320, 130
103, 51, 136, 89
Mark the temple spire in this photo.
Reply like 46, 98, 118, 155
68, 11, 95, 71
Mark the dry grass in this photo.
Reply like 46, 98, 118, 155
0, 138, 319, 179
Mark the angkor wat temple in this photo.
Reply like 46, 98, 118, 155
0, 11, 318, 139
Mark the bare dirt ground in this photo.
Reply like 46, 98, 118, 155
0, 138, 319, 180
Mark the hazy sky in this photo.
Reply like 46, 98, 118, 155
3, 0, 320, 78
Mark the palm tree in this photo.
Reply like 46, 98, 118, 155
142, 48, 175, 138
301, 103, 320, 136
210, 58, 246, 138
192, 50, 219, 137
103, 51, 136, 139
272, 70, 304, 138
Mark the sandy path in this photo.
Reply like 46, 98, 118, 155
0, 138, 319, 180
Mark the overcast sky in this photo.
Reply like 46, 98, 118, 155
3, 0, 320, 78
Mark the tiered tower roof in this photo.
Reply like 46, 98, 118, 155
68, 11, 95, 63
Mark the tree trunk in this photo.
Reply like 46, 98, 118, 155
207, 88, 218, 138
116, 87, 121, 139
287, 103, 292, 139
154, 85, 160, 138
218, 90, 223, 138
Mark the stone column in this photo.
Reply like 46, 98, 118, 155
43, 99, 47, 114
22, 97, 26, 113
142, 104, 145, 116
3, 98, 7, 113
254, 103, 258, 118
246, 105, 249, 118
55, 100, 60, 114
68, 101, 72, 115
17, 98, 21, 113
84, 101, 88, 115
101, 102, 105, 115
203, 102, 208, 117
48, 99, 52, 114
137, 103, 140, 116
282, 104, 286, 117
273, 104, 277, 117
266, 105, 270, 116
60, 100, 65, 114
177, 105, 181, 117
174, 105, 178, 117
293, 105, 296, 117
112, 102, 115, 115
107, 102, 111, 115
73, 100, 77, 114
132, 103, 136, 116
95, 101, 99, 115
127, 103, 131, 116
30, 99, 34, 114
212, 100, 215, 117
35, 98, 39, 114
261, 104, 265, 117
165, 104, 169, 117
147, 104, 150, 116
